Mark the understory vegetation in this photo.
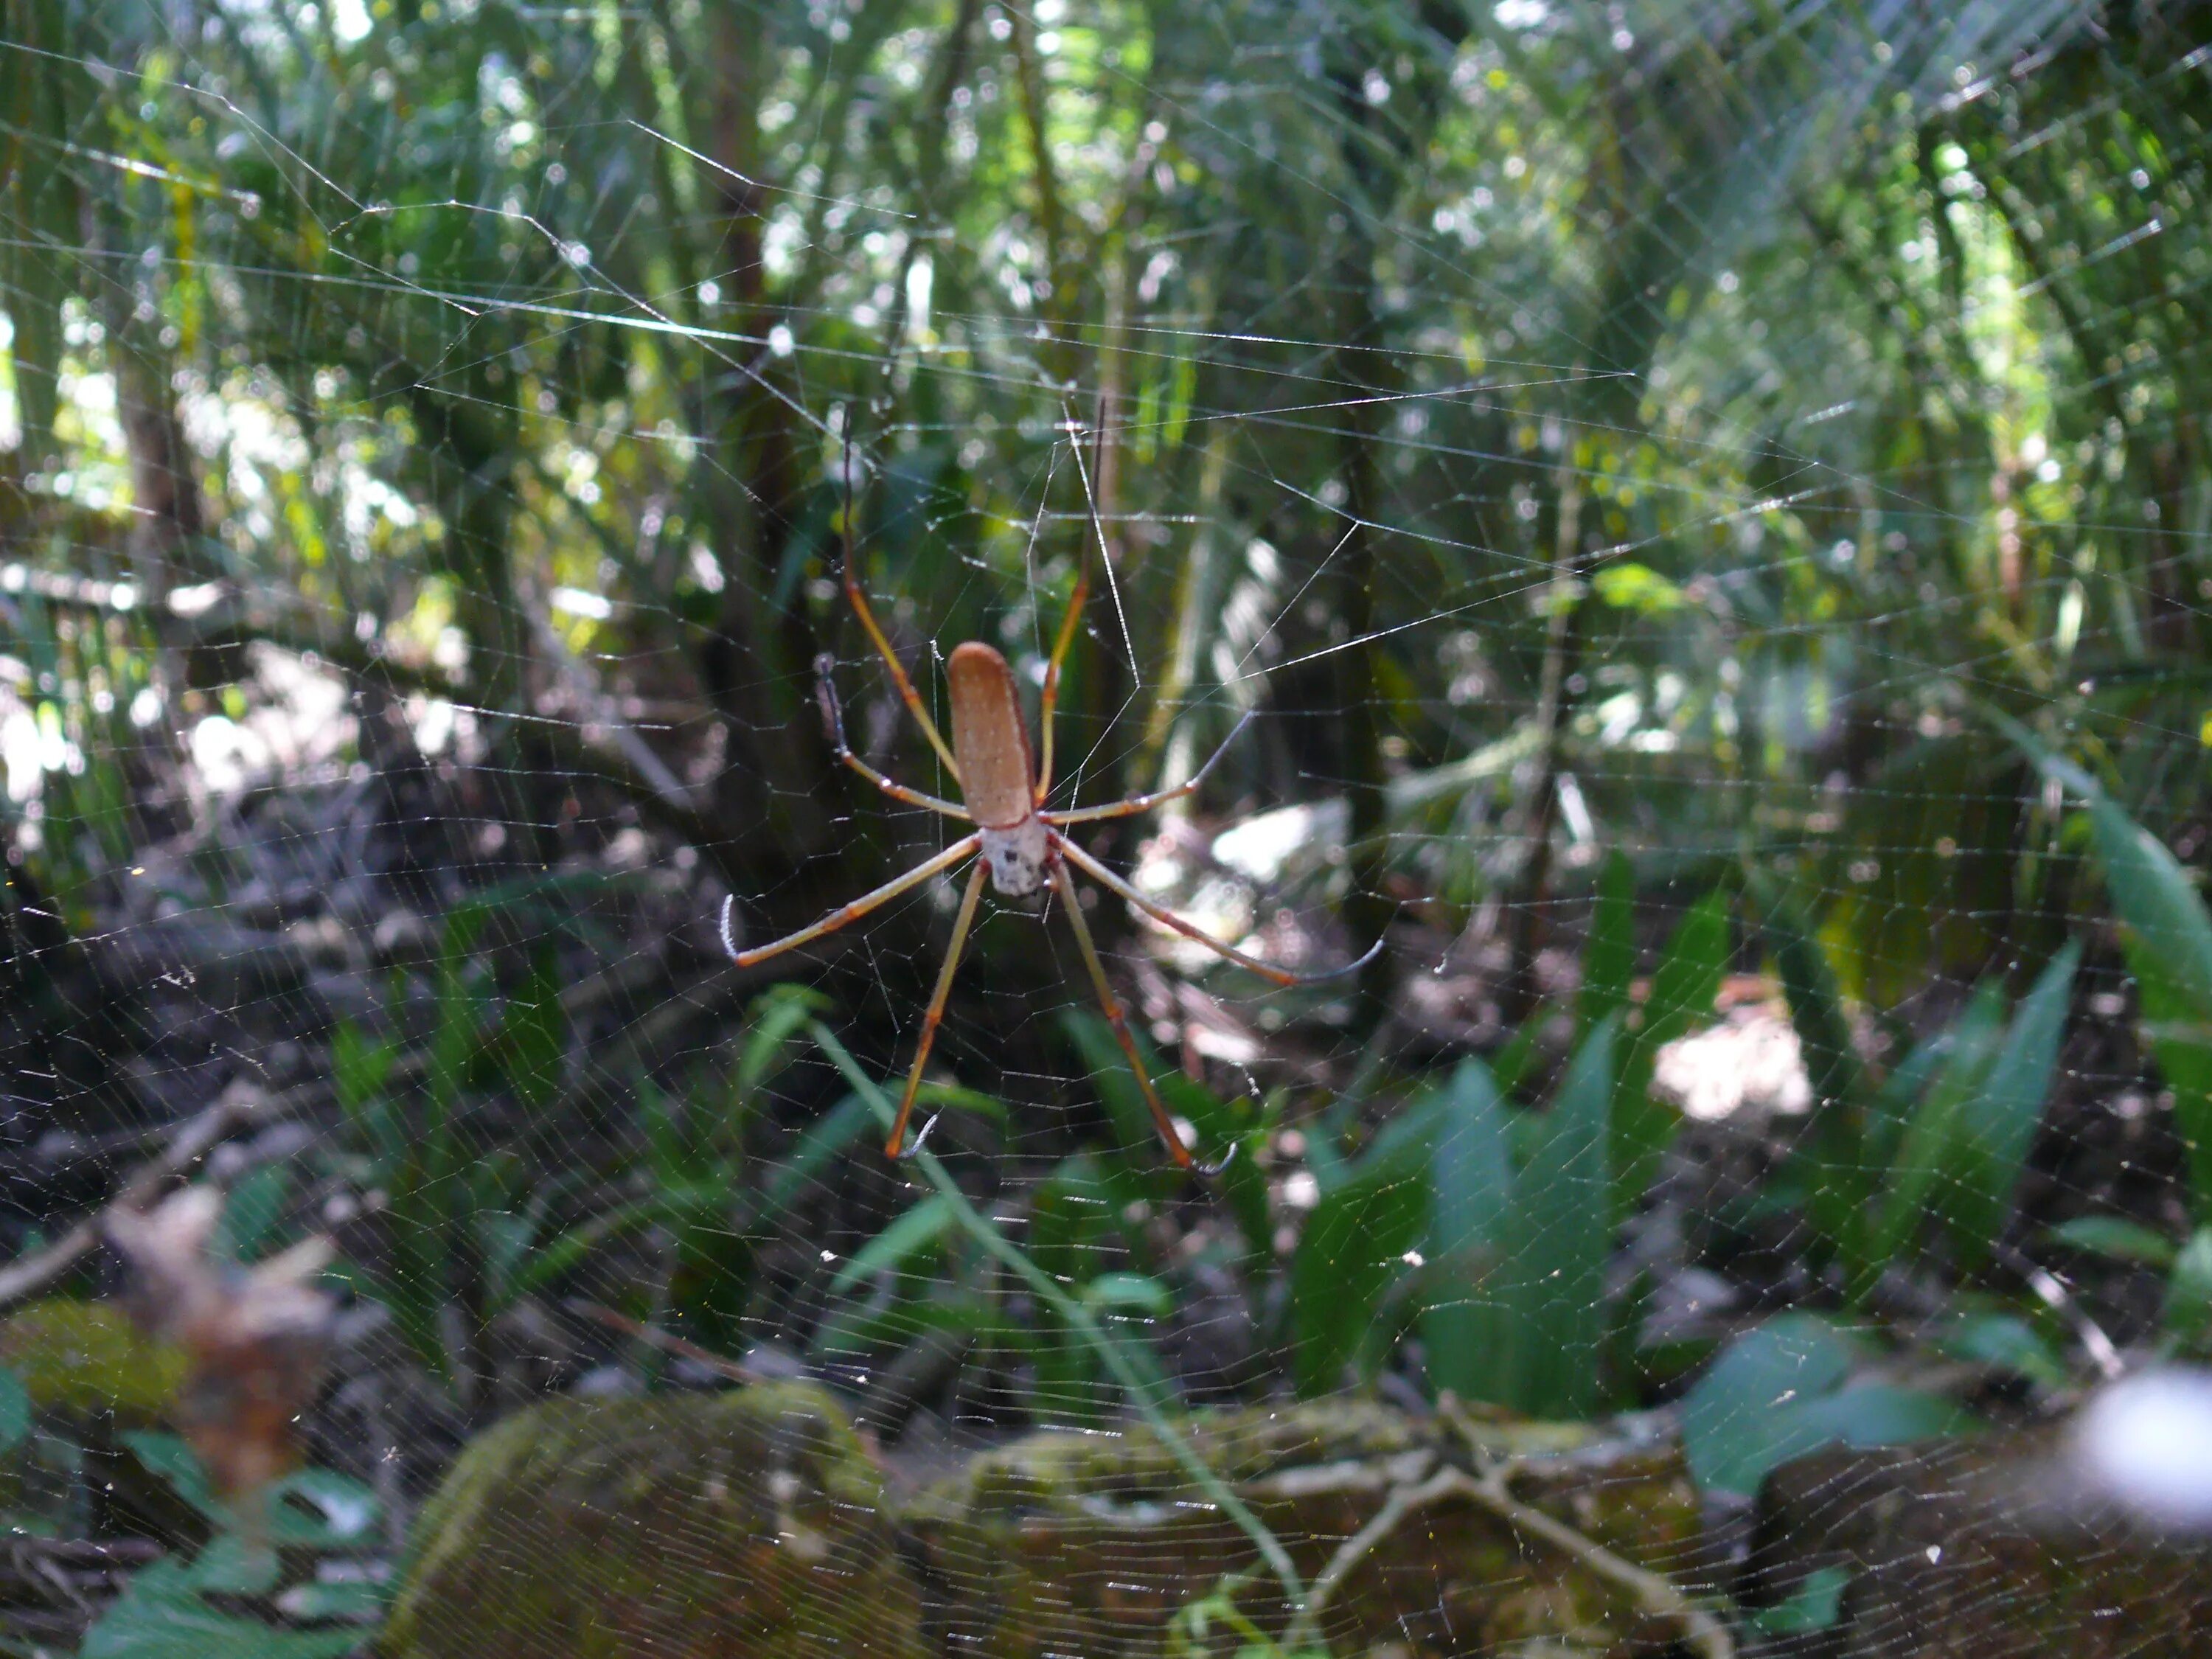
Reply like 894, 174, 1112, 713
4, 1, 2212, 1653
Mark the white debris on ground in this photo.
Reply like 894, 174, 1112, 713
187, 643, 355, 793
1651, 1001, 1813, 1123
1128, 799, 1351, 981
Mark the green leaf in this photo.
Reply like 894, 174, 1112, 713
186, 1535, 280, 1596
495, 951, 567, 1110
214, 1164, 293, 1267
1783, 1384, 1975, 1457
80, 1557, 366, 1659
751, 1094, 877, 1226
828, 1195, 955, 1294
1590, 561, 1688, 615
1615, 887, 1731, 1214
1874, 979, 2007, 1268
1683, 1315, 1974, 1499
737, 984, 832, 1098
1491, 1000, 1553, 1100
0, 1359, 27, 1455
276, 1574, 390, 1622
1498, 1017, 1616, 1418
1934, 1312, 2068, 1390
331, 1019, 396, 1121
2163, 1228, 2212, 1345
1083, 1273, 1174, 1318
2045, 1215, 2178, 1269
1288, 1112, 1434, 1397
1578, 851, 1635, 1041
1943, 942, 2079, 1268
121, 1433, 224, 1524
121, 1436, 380, 1548
1680, 1314, 1862, 1496
1992, 712, 2212, 1217
1419, 1060, 1513, 1402
1747, 1565, 1850, 1637
1753, 879, 1878, 1290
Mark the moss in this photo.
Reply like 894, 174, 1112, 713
384, 1388, 1705, 1659
0, 1299, 187, 1422
380, 1381, 925, 1659
905, 1400, 1700, 1659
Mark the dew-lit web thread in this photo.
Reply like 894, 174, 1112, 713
1, 4, 2205, 1653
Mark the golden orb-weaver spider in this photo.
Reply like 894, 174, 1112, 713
719, 442, 1376, 1173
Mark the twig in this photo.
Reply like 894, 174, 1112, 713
1285, 1442, 1731, 1659
1439, 1403, 1733, 1659
0, 1079, 275, 1310
566, 1299, 761, 1385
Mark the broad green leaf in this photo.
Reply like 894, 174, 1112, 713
1747, 1565, 1849, 1637
80, 1557, 366, 1659
1934, 1311, 2067, 1388
186, 1535, 280, 1596
1993, 712, 2212, 1215
2163, 1228, 2212, 1345
330, 1020, 396, 1120
2045, 1215, 2178, 1269
1591, 561, 1688, 614
1491, 999, 1554, 1100
1289, 1114, 1434, 1397
829, 1195, 955, 1294
0, 1363, 29, 1453
1419, 1059, 1513, 1402
1943, 942, 2080, 1267
1498, 1018, 1616, 1418
213, 1164, 292, 1267
1680, 1314, 1862, 1496
1783, 1384, 1975, 1458
1874, 979, 2006, 1268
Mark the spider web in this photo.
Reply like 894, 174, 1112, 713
3, 0, 2210, 1654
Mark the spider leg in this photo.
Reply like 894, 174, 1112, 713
1051, 830, 1384, 987
837, 432, 964, 784
1041, 710, 1255, 825
815, 657, 971, 819
885, 858, 990, 1160
722, 834, 981, 970
1049, 857, 1235, 1177
1034, 563, 1090, 806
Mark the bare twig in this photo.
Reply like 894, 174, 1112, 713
1284, 1413, 1732, 1659
567, 1299, 761, 1385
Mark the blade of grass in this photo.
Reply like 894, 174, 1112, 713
808, 1019, 1307, 1611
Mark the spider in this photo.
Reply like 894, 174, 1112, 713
719, 445, 1377, 1174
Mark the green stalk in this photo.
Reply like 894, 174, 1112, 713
807, 1021, 1308, 1610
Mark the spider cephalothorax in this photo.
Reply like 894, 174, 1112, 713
719, 437, 1376, 1173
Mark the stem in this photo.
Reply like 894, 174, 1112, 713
808, 1020, 1308, 1611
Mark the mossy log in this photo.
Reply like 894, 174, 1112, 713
383, 1389, 1705, 1659
380, 1380, 926, 1659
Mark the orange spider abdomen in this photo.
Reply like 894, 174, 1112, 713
947, 642, 1036, 828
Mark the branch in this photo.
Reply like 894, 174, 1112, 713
1282, 1417, 1733, 1659
0, 1079, 282, 1310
